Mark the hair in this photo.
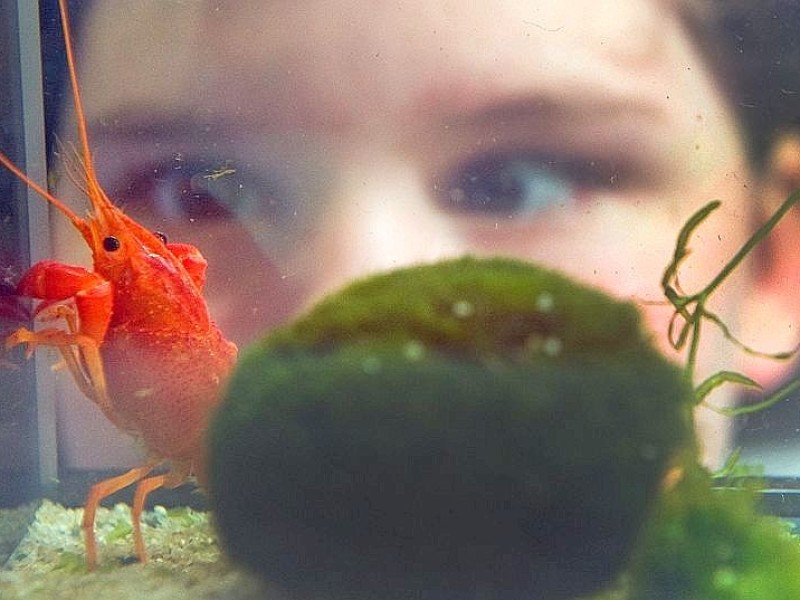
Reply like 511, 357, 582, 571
680, 0, 800, 169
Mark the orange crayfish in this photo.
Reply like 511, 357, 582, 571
0, 0, 237, 569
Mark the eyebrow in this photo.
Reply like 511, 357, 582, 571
83, 85, 667, 168
437, 92, 664, 130
85, 111, 227, 142
413, 88, 673, 181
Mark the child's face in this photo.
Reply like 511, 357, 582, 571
54, 0, 764, 465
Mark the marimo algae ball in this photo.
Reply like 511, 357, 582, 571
209, 256, 693, 600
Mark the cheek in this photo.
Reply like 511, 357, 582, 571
168, 221, 309, 347
458, 194, 754, 364
459, 201, 698, 297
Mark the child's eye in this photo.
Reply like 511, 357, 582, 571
111, 157, 295, 226
436, 153, 621, 217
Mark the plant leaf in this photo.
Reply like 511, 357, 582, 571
661, 200, 721, 292
695, 370, 761, 405
712, 378, 800, 416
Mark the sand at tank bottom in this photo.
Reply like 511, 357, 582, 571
0, 500, 273, 600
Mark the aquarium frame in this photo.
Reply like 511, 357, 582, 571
14, 0, 59, 495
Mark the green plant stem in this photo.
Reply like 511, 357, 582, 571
703, 189, 800, 298
663, 189, 800, 408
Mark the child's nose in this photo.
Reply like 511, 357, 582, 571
301, 158, 465, 306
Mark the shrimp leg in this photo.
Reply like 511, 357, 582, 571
82, 462, 159, 570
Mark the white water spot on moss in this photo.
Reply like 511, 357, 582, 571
451, 300, 474, 319
525, 334, 563, 357
535, 291, 555, 313
404, 340, 426, 361
542, 336, 563, 357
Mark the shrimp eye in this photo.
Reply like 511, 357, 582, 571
103, 236, 121, 252
154, 231, 168, 244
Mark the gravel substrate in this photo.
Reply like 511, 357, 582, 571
0, 500, 270, 600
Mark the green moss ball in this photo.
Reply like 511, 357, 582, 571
209, 257, 693, 600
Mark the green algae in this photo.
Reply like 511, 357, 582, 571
210, 256, 692, 600
264, 256, 645, 361
624, 461, 800, 600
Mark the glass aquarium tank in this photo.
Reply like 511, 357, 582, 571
0, 0, 52, 563
2, 0, 800, 598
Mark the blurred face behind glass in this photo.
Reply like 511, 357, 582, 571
54, 0, 761, 467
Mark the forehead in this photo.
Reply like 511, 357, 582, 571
74, 0, 697, 131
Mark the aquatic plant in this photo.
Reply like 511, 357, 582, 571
585, 189, 800, 600
662, 192, 800, 413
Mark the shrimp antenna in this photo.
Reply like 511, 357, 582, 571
58, 0, 99, 191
